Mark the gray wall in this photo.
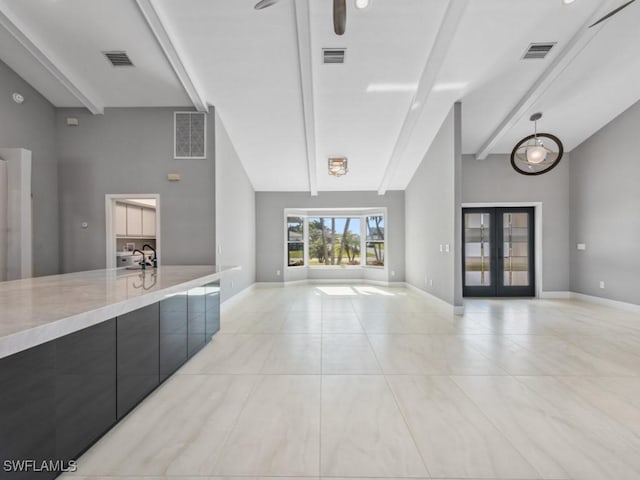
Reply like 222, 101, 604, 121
461, 153, 571, 293
405, 104, 462, 306
570, 99, 640, 305
255, 191, 405, 283
214, 111, 256, 301
56, 107, 215, 273
0, 59, 59, 276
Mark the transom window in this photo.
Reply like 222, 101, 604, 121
285, 210, 386, 269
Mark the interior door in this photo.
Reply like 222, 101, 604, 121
463, 207, 535, 297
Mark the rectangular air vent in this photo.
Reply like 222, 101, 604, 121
323, 48, 346, 64
103, 51, 134, 67
174, 112, 206, 159
522, 43, 556, 60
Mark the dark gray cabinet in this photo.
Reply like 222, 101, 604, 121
0, 278, 222, 478
187, 287, 206, 357
55, 319, 116, 462
0, 342, 57, 480
160, 291, 188, 382
205, 281, 221, 338
117, 303, 160, 419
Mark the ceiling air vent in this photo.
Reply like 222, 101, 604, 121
103, 51, 134, 67
323, 48, 346, 64
522, 43, 556, 60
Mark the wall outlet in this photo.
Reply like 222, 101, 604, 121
577, 243, 586, 251
230, 280, 234, 288
429, 279, 433, 286
391, 270, 395, 277
599, 281, 605, 289
276, 270, 281, 276
439, 244, 443, 253
217, 245, 222, 255
445, 244, 450, 253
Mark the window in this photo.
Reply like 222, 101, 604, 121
287, 216, 305, 266
308, 217, 361, 266
285, 210, 386, 269
365, 215, 385, 267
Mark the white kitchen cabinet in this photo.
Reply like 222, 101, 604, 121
142, 208, 156, 237
115, 203, 127, 236
126, 205, 142, 236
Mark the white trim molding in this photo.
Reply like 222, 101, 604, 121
539, 291, 572, 299
405, 283, 465, 316
570, 293, 640, 313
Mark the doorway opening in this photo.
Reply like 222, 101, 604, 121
105, 194, 160, 269
462, 206, 536, 297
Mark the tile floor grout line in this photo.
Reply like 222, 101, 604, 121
357, 306, 433, 479
208, 373, 264, 476
446, 373, 546, 480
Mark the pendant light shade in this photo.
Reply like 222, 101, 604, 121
511, 113, 563, 176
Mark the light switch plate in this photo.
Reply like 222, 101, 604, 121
167, 173, 181, 181
577, 243, 586, 250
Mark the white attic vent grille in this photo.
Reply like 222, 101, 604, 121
323, 48, 346, 64
522, 43, 556, 60
103, 51, 134, 67
174, 112, 207, 159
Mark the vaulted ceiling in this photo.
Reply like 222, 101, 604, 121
1, 0, 639, 193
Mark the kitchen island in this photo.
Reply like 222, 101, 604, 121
0, 265, 237, 479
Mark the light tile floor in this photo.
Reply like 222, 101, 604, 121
63, 284, 640, 480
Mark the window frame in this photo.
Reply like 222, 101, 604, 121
285, 215, 307, 268
283, 208, 387, 271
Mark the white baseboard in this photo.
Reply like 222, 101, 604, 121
570, 292, 640, 313
255, 279, 405, 287
404, 283, 465, 315
539, 291, 572, 299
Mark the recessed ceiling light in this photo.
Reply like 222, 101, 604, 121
562, 0, 576, 4
355, 0, 369, 9
366, 83, 417, 93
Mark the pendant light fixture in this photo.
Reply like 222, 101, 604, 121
510, 113, 563, 176
328, 157, 348, 177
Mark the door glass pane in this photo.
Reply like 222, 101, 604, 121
464, 213, 491, 286
503, 213, 529, 286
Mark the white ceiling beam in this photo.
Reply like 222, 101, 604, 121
0, 7, 103, 114
377, 0, 469, 195
293, 0, 318, 196
475, 0, 622, 160
136, 0, 208, 113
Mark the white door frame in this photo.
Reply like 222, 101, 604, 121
105, 194, 161, 269
0, 148, 32, 280
461, 202, 543, 298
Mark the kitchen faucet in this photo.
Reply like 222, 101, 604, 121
142, 244, 158, 268
132, 249, 148, 270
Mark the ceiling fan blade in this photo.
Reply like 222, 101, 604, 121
254, 0, 279, 10
333, 0, 346, 35
588, 0, 636, 28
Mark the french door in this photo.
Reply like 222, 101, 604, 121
462, 207, 535, 297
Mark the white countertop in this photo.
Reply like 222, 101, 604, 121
0, 265, 239, 359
